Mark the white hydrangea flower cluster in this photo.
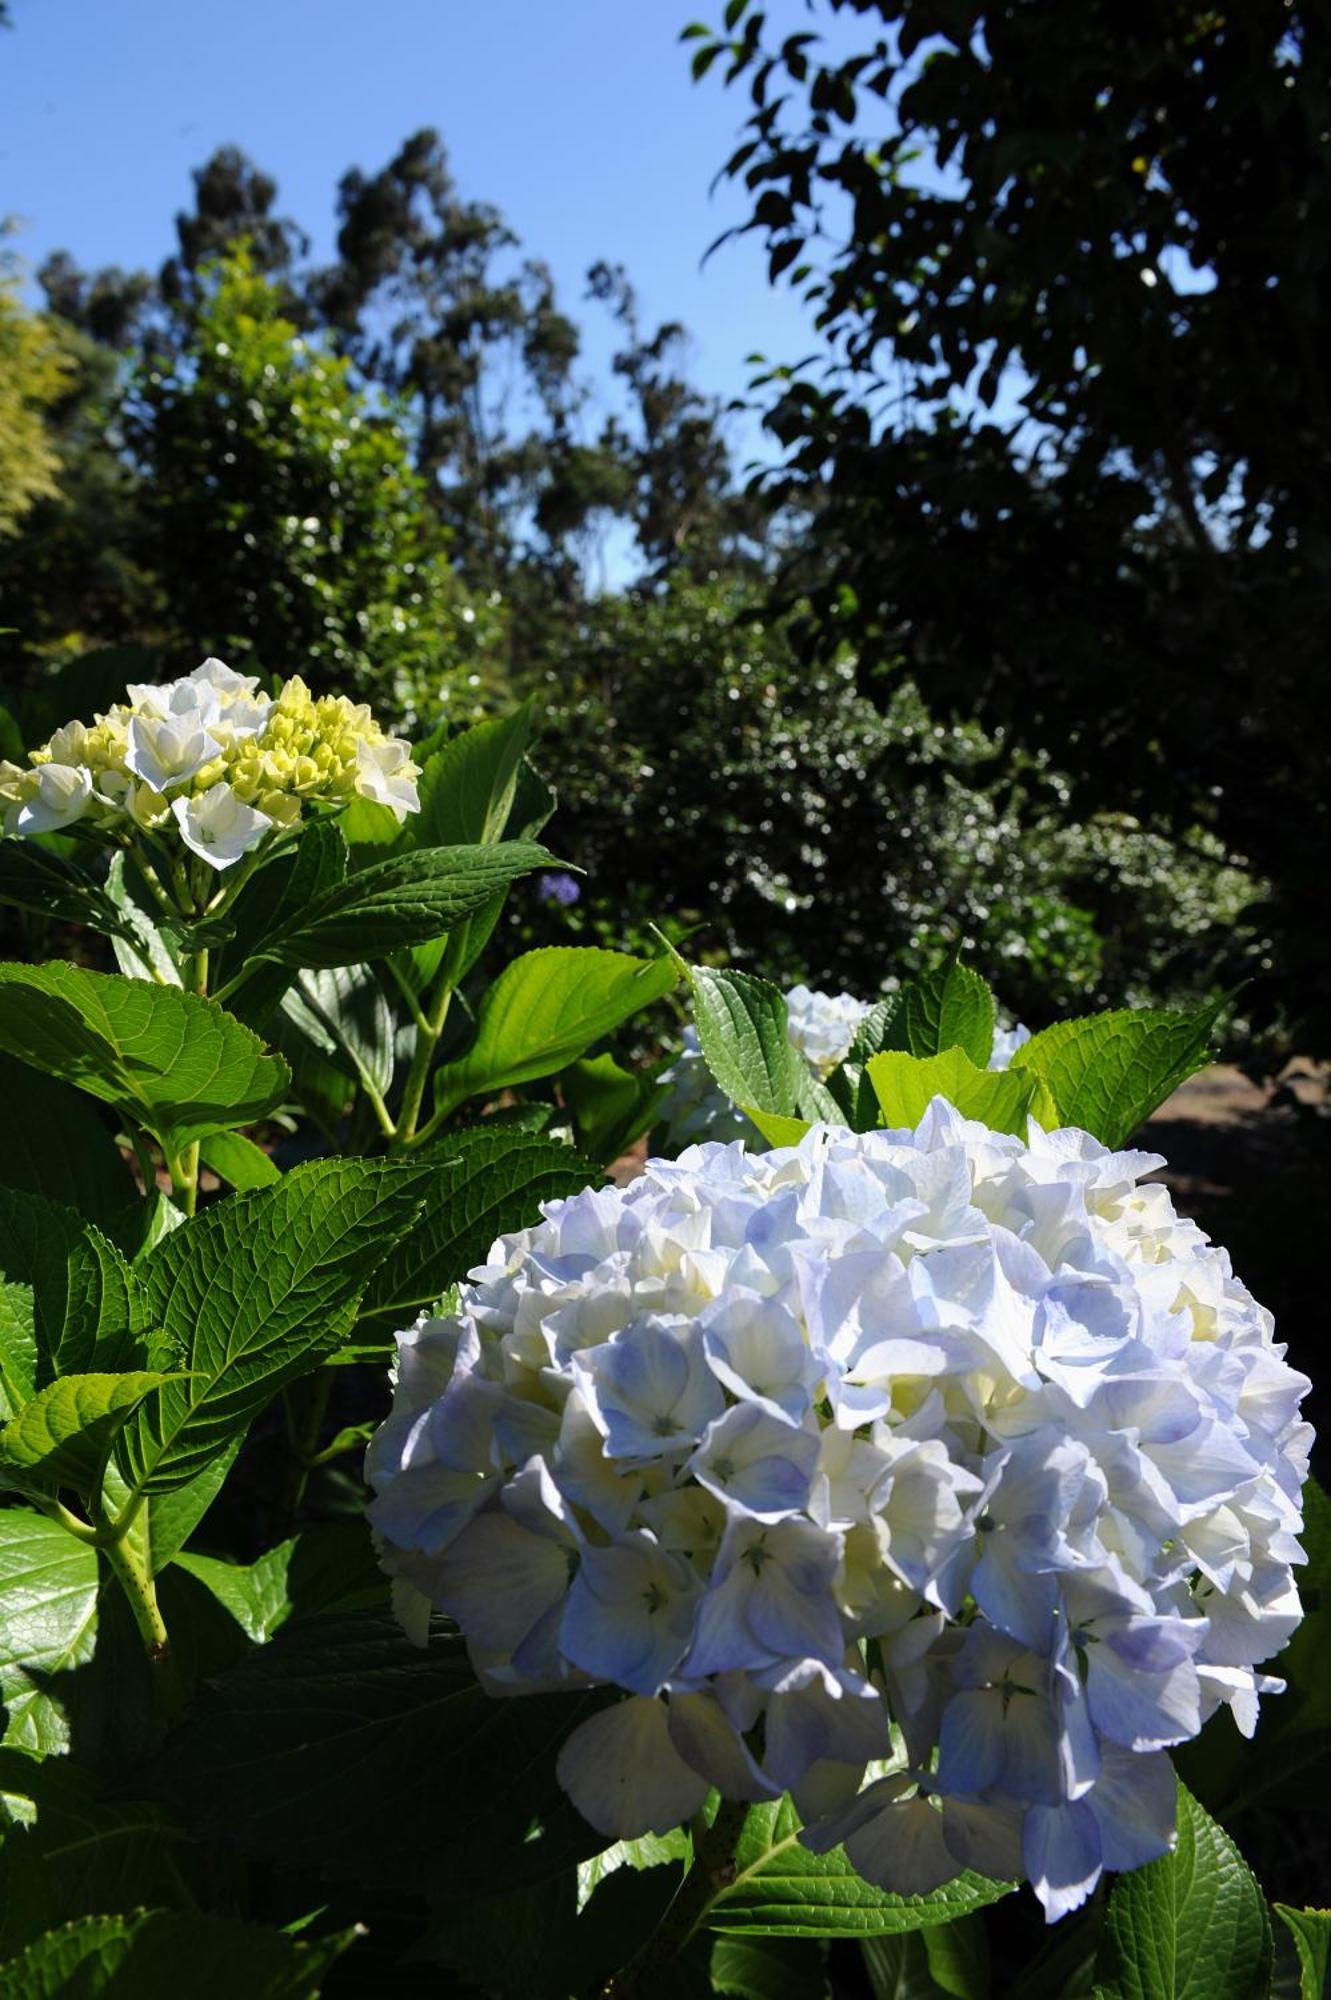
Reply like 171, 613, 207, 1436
656, 984, 874, 1151
0, 656, 420, 870
366, 1105, 1311, 1921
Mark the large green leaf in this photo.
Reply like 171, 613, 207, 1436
143, 1438, 243, 1575
685, 964, 801, 1120
862, 1920, 989, 1999
712, 1935, 830, 1998
0, 963, 290, 1157
1274, 1907, 1331, 2000
197, 1128, 281, 1191
0, 839, 135, 943
283, 962, 396, 1101
217, 819, 348, 1027
1092, 1783, 1271, 2000
0, 1054, 135, 1232
359, 1128, 598, 1342
413, 703, 534, 849
706, 1799, 1013, 1938
251, 841, 554, 969
562, 1052, 669, 1166
116, 1159, 425, 1496
0, 1511, 99, 1758
150, 1611, 606, 1892
0, 1370, 180, 1497
104, 852, 182, 986
0, 1187, 145, 1408
0, 1911, 358, 2000
173, 1520, 388, 1643
1010, 1000, 1226, 1147
433, 947, 678, 1117
899, 962, 996, 1067
866, 1048, 1052, 1137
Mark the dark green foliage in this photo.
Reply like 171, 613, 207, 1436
693, 0, 1331, 1052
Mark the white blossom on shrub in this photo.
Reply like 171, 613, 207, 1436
366, 1105, 1311, 1920
0, 656, 420, 867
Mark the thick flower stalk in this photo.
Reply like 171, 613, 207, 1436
0, 655, 420, 869
366, 1104, 1311, 1921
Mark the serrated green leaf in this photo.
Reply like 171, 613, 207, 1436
866, 1048, 1040, 1136
284, 962, 395, 1100
1274, 1907, 1331, 2000
150, 1611, 607, 1892
103, 1191, 184, 1267
862, 1916, 989, 1999
747, 1108, 814, 1148
252, 841, 553, 969
217, 820, 349, 1027
0, 1187, 145, 1406
433, 947, 678, 1118
900, 962, 996, 1066
142, 1437, 243, 1574
0, 1512, 99, 1758
105, 852, 183, 986
0, 838, 136, 942
358, 1128, 598, 1341
412, 703, 533, 850
562, 1052, 668, 1165
712, 1933, 830, 1998
1092, 1782, 1271, 2000
684, 963, 801, 1120
116, 1159, 425, 1496
0, 1053, 135, 1231
0, 963, 290, 1158
578, 1827, 693, 1911
1010, 1000, 1226, 1147
706, 1798, 1013, 1937
0, 1370, 181, 1496
197, 1127, 280, 1190
0, 1911, 358, 2000
174, 1519, 388, 1642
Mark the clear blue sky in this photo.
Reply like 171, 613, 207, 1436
0, 0, 860, 481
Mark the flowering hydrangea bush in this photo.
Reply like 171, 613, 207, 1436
367, 1101, 1310, 1922
0, 654, 420, 865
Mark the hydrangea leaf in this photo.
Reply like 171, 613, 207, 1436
0, 837, 137, 944
357, 1128, 599, 1342
0, 1187, 145, 1405
0, 963, 290, 1158
1273, 1907, 1331, 2000
433, 947, 678, 1118
1092, 1783, 1271, 2000
1009, 1000, 1226, 1147
0, 1511, 99, 1760
747, 1108, 813, 1149
712, 1934, 830, 1999
706, 1798, 1014, 1938
866, 1048, 1039, 1136
197, 1129, 280, 1191
861, 1923, 987, 2000
684, 963, 802, 1120
104, 852, 183, 986
116, 1159, 426, 1496
284, 962, 396, 1100
149, 1612, 608, 1892
0, 1912, 359, 2000
0, 1370, 183, 1497
561, 1053, 669, 1167
412, 701, 533, 850
899, 961, 996, 1066
252, 840, 555, 969
0, 1055, 136, 1233
173, 1520, 388, 1644
215, 819, 348, 1029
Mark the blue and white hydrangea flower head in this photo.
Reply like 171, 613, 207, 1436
365, 1105, 1311, 1921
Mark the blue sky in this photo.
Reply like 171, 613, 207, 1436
0, 0, 862, 484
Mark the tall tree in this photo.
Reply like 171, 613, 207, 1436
692, 0, 1331, 1049
125, 244, 500, 708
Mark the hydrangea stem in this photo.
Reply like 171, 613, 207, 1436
392, 975, 453, 1148
599, 1800, 750, 1999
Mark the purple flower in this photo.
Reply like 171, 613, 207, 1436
538, 870, 581, 907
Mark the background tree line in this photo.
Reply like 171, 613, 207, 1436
2, 3, 1315, 1053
